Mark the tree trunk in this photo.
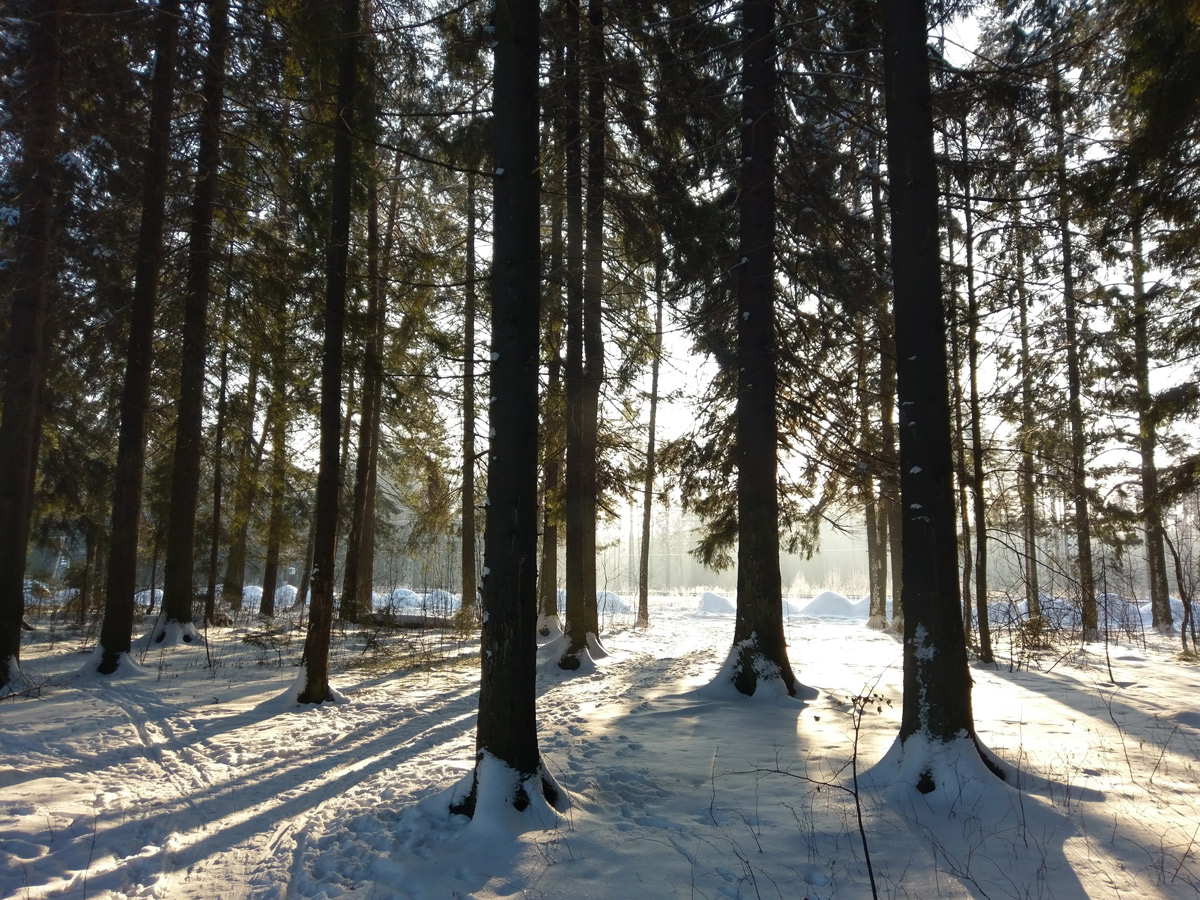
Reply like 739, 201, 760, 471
297, 504, 316, 617
300, 0, 358, 704
1132, 216, 1172, 631
1051, 67, 1098, 642
960, 129, 993, 663
857, 307, 887, 629
580, 0, 605, 650
222, 356, 262, 610
638, 255, 664, 629
453, 0, 555, 816
871, 140, 902, 631
539, 351, 564, 629
731, 0, 797, 698
357, 150, 403, 622
340, 186, 382, 626
160, 0, 229, 641
259, 360, 288, 619
1015, 236, 1042, 619
881, 0, 993, 777
0, 0, 60, 691
538, 149, 565, 633
461, 168, 479, 614
561, 0, 589, 667
204, 294, 232, 626
950, 273, 974, 642
943, 164, 974, 643
97, 0, 180, 672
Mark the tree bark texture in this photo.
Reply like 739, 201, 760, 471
0, 0, 63, 689
222, 357, 262, 610
580, 0, 605, 646
881, 0, 977, 746
462, 169, 479, 612
98, 0, 181, 670
1051, 67, 1098, 641
732, 0, 796, 697
1015, 237, 1042, 618
1132, 218, 1172, 630
638, 257, 664, 628
562, 0, 589, 665
456, 0, 548, 813
301, 0, 358, 703
960, 138, 993, 663
341, 186, 382, 625
161, 0, 229, 631
259, 359, 288, 619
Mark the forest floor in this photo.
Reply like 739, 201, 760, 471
2, 591, 1199, 899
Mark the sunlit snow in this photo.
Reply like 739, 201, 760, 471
2, 589, 1197, 899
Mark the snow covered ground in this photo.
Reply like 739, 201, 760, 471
2, 590, 1198, 899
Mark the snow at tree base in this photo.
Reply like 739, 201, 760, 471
3, 591, 1198, 899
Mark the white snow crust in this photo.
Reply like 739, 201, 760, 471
2, 592, 1198, 899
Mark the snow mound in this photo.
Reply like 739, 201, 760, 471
134, 588, 162, 608
697, 591, 735, 614
796, 590, 857, 617
241, 585, 263, 611
384, 588, 421, 610
425, 589, 462, 614
596, 591, 631, 614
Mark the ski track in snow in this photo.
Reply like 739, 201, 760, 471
3, 597, 1199, 899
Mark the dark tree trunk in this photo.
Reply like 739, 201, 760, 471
453, 0, 554, 816
1015, 237, 1042, 618
638, 256, 664, 629
160, 0, 229, 638
259, 362, 288, 620
960, 134, 993, 663
948, 260, 974, 642
98, 0, 181, 672
0, 0, 61, 691
353, 151, 401, 622
561, 0, 589, 666
298, 505, 316, 617
461, 169, 479, 614
857, 310, 887, 629
222, 356, 262, 610
871, 142, 902, 631
77, 525, 99, 628
205, 294, 232, 626
579, 0, 605, 649
1051, 68, 1098, 641
731, 0, 797, 698
341, 186, 382, 625
942, 164, 973, 642
300, 0, 357, 704
881, 0, 991, 772
538, 156, 565, 631
538, 360, 564, 629
1132, 217, 1172, 631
